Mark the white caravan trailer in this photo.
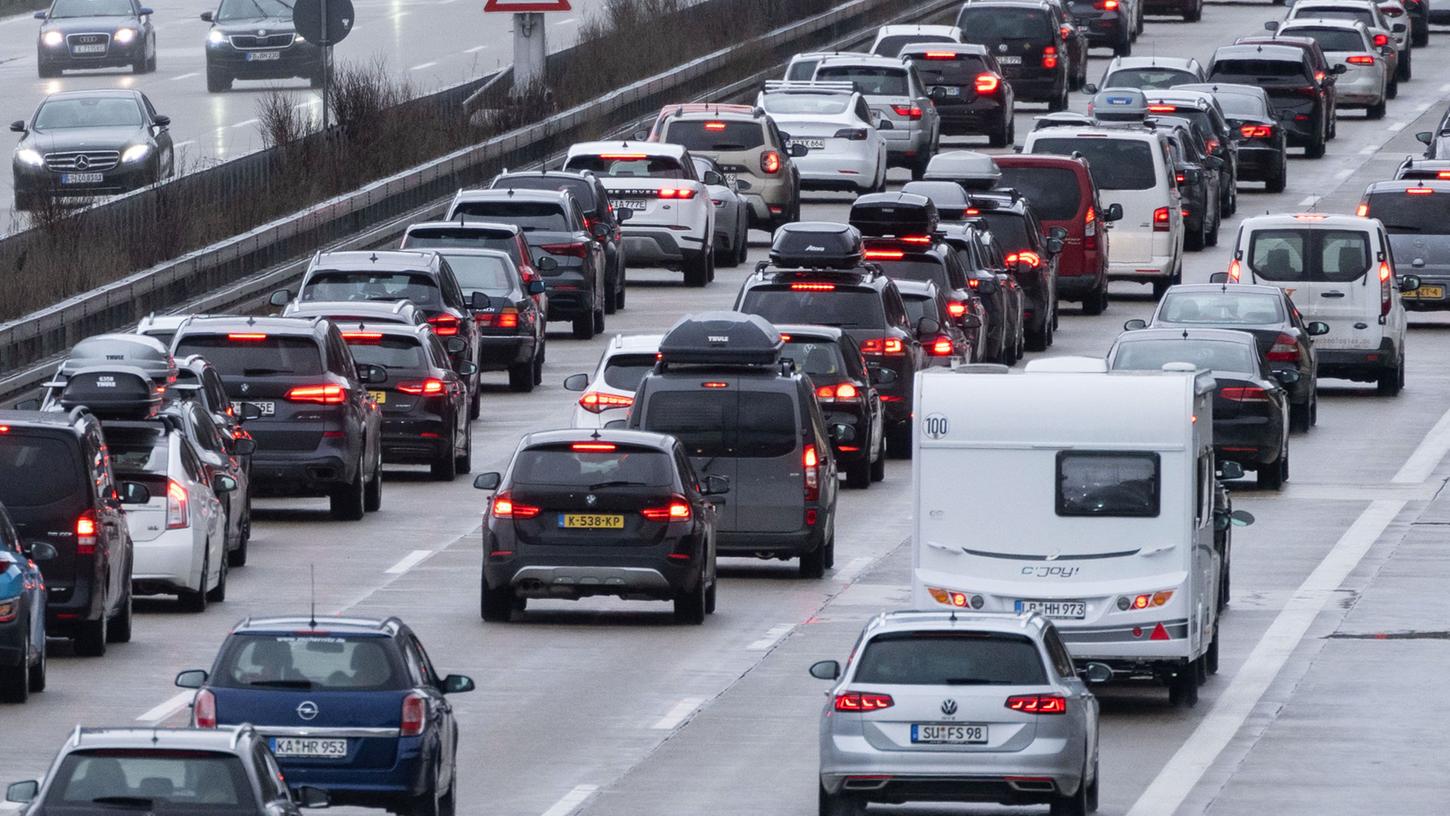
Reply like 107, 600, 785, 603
911, 357, 1226, 706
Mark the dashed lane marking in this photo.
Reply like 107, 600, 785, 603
650, 697, 704, 730
539, 785, 598, 816
137, 691, 193, 724
385, 549, 432, 574
747, 623, 795, 651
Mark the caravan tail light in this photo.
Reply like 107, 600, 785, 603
1379, 261, 1393, 316
1267, 333, 1300, 362
1119, 590, 1175, 609
166, 480, 189, 530
75, 512, 97, 556
193, 689, 217, 728
835, 692, 894, 712
927, 587, 984, 608
803, 445, 820, 501
1006, 695, 1067, 714
1228, 258, 1242, 281
1153, 207, 1171, 231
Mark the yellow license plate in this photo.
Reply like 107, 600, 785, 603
1406, 285, 1445, 299
368, 390, 387, 404
560, 514, 624, 529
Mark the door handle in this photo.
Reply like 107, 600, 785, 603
1320, 291, 1345, 298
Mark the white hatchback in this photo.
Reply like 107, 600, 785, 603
758, 81, 888, 193
562, 333, 664, 429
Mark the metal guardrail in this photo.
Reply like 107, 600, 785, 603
0, 0, 963, 404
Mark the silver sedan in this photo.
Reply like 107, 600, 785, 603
692, 155, 751, 268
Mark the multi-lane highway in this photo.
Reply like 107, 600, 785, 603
3, 0, 1450, 814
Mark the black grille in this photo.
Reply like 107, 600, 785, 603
229, 33, 294, 49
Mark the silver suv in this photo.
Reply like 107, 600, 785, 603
810, 610, 1102, 816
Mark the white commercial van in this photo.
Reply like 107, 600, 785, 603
911, 357, 1244, 706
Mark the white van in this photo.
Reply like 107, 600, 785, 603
1023, 124, 1185, 297
1228, 212, 1417, 394
911, 357, 1235, 706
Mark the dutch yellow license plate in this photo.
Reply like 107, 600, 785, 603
1407, 286, 1445, 299
561, 514, 624, 529
368, 390, 387, 404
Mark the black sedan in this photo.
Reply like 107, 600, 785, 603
433, 247, 547, 393
776, 324, 886, 489
472, 430, 727, 624
10, 90, 173, 210
1109, 327, 1292, 490
1181, 83, 1289, 194
202, 0, 324, 92
34, 0, 155, 76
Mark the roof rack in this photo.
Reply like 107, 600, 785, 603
760, 80, 858, 95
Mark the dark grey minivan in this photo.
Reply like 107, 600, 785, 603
627, 312, 840, 578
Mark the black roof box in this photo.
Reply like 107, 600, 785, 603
657, 312, 783, 367
58, 366, 163, 419
849, 192, 940, 238
769, 222, 864, 270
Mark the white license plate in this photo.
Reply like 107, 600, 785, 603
797, 138, 826, 149
245, 50, 281, 61
912, 723, 988, 744
71, 44, 106, 54
271, 737, 347, 758
617, 199, 650, 212
61, 173, 103, 184
997, 55, 1022, 64
1016, 599, 1087, 619
931, 85, 962, 96
231, 400, 275, 416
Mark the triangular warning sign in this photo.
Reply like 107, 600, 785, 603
483, 0, 571, 10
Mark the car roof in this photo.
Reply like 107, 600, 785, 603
1365, 179, 1450, 193
424, 247, 517, 266
1115, 327, 1260, 345
64, 727, 256, 752
521, 428, 678, 450
286, 300, 422, 318
900, 42, 989, 56
893, 278, 942, 297
1029, 126, 1161, 142
1278, 18, 1365, 29
42, 89, 144, 103
956, 0, 1053, 10
877, 24, 962, 36
1240, 212, 1376, 229
773, 323, 847, 341
451, 188, 573, 205
1110, 56, 1199, 70
663, 109, 765, 124
173, 316, 329, 337
336, 322, 433, 340
816, 55, 911, 71
863, 609, 1050, 638
1294, 0, 1376, 7
1213, 44, 1306, 61
0, 409, 86, 430
313, 250, 440, 272
1166, 282, 1288, 296
569, 141, 689, 158
408, 220, 523, 236
233, 615, 402, 635
1176, 82, 1269, 99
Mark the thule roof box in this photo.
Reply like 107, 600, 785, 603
769, 222, 865, 270
849, 192, 940, 238
58, 366, 163, 419
42, 333, 175, 409
923, 151, 1000, 190
657, 312, 784, 367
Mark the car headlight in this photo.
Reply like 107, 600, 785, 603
114, 27, 137, 43
292, 33, 302, 44
42, 30, 64, 47
121, 144, 150, 163
208, 29, 225, 45
15, 148, 44, 167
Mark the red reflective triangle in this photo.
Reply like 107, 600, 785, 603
483, 0, 571, 10
1149, 623, 1171, 641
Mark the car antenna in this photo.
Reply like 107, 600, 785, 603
309, 564, 318, 629
590, 428, 602, 440
369, 252, 379, 263
151, 728, 159, 745
949, 608, 957, 623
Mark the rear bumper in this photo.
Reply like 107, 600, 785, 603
1318, 339, 1397, 380
1214, 417, 1281, 466
269, 735, 429, 802
380, 415, 451, 464
250, 447, 354, 495
1108, 255, 1176, 281
1077, 12, 1129, 43
820, 736, 1085, 804
1055, 272, 1103, 299
1235, 145, 1283, 181
1335, 74, 1385, 106
881, 127, 932, 161
477, 335, 536, 369
718, 526, 821, 559
1005, 74, 1062, 102
483, 545, 704, 600
1059, 618, 1193, 661
797, 151, 878, 192
937, 100, 1010, 135
620, 227, 707, 265
132, 532, 201, 594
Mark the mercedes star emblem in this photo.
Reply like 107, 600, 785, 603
296, 700, 319, 721
74, 155, 90, 170
941, 698, 958, 716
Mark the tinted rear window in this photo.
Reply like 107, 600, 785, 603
1247, 228, 1372, 282
403, 228, 518, 257
1285, 27, 1366, 52
1157, 291, 1286, 324
875, 259, 951, 288
644, 391, 797, 458
343, 335, 426, 370
447, 202, 569, 232
494, 176, 597, 210
908, 54, 992, 85
781, 340, 845, 377
854, 633, 1048, 685
106, 427, 169, 476
173, 335, 325, 377
1103, 68, 1197, 89
50, 751, 255, 809
1030, 138, 1156, 190
564, 155, 688, 180
1213, 93, 1270, 117
300, 272, 442, 308
1112, 338, 1259, 373
874, 34, 956, 58
980, 212, 1031, 250
996, 167, 1082, 220
1364, 192, 1450, 235
815, 66, 909, 96
955, 7, 1050, 39
663, 120, 766, 151
739, 287, 886, 329
0, 433, 84, 508
435, 252, 516, 295
1210, 59, 1309, 80
511, 445, 673, 487
602, 354, 658, 391
901, 295, 937, 325
210, 634, 406, 691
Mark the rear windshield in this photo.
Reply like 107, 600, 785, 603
403, 228, 518, 257
300, 272, 442, 309
602, 353, 658, 391
1103, 68, 1197, 89
1212, 93, 1270, 118
663, 120, 766, 152
761, 93, 851, 115
738, 287, 886, 329
1030, 138, 1156, 190
901, 294, 938, 325
1284, 27, 1366, 52
781, 340, 845, 377
105, 427, 169, 476
1209, 59, 1308, 81
786, 58, 820, 81
875, 259, 950, 288
1112, 338, 1259, 373
907, 54, 992, 86
955, 7, 1050, 39
435, 252, 515, 295
1247, 228, 1372, 282
173, 335, 324, 377
564, 155, 689, 180
494, 176, 597, 210
644, 391, 797, 459
511, 445, 673, 487
1293, 7, 1373, 25
1057, 451, 1160, 517
1157, 291, 1286, 324
853, 633, 1048, 685
980, 212, 1031, 250
446, 202, 569, 232
1364, 192, 1450, 235
873, 34, 956, 58
210, 633, 406, 691
0, 433, 84, 508
343, 335, 426, 370
996, 167, 1082, 220
815, 66, 909, 96
49, 751, 256, 810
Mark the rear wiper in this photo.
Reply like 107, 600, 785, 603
90, 797, 154, 808
587, 480, 649, 490
242, 368, 292, 376
247, 679, 314, 689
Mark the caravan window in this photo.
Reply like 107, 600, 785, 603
1056, 451, 1160, 517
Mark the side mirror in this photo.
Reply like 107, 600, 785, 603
119, 481, 151, 505
1263, 20, 1278, 30
1080, 662, 1113, 684
441, 674, 475, 694
1048, 226, 1069, 241
777, 131, 792, 143
24, 541, 57, 562
702, 170, 724, 186
444, 336, 467, 355
154, 115, 170, 129
8, 120, 25, 134
615, 207, 634, 222
528, 280, 546, 295
809, 660, 841, 681
175, 669, 209, 688
1416, 131, 1433, 145
1332, 63, 1347, 75
590, 222, 610, 240
231, 436, 256, 456
702, 474, 730, 495
295, 786, 330, 809
1205, 155, 1224, 170
1104, 202, 1124, 221
1218, 461, 1245, 480
268, 289, 292, 307
916, 317, 941, 336
535, 255, 559, 272
212, 474, 238, 494
1045, 237, 1065, 255
200, 10, 213, 20
1208, 272, 1229, 284
469, 291, 493, 311
790, 143, 809, 158
603, 419, 628, 430
1231, 509, 1255, 527
877, 118, 895, 131
356, 363, 387, 384
456, 360, 479, 376
6, 781, 39, 805
1083, 83, 1098, 94
1181, 168, 1202, 185
1272, 368, 1301, 385
1123, 318, 1147, 331
1306, 321, 1330, 336
1398, 275, 1422, 293
828, 423, 856, 444
871, 367, 898, 386
33, 9, 46, 17
473, 472, 502, 491
562, 373, 589, 392
239, 402, 263, 421
138, 6, 154, 13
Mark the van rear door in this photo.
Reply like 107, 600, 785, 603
0, 428, 89, 592
1026, 134, 1161, 264
731, 387, 804, 534
637, 387, 739, 531
1244, 226, 1380, 349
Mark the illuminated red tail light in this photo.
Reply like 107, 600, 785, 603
864, 249, 905, 260
704, 121, 727, 131
1346, 54, 1376, 65
803, 444, 820, 501
1373, 33, 1389, 46
426, 314, 460, 337
975, 73, 1001, 93
193, 689, 217, 728
396, 378, 447, 396
226, 333, 268, 342
835, 691, 894, 711
761, 150, 782, 175
658, 186, 699, 199
1083, 206, 1098, 251
400, 693, 427, 737
1240, 124, 1274, 139
1096, 0, 1119, 8
1228, 258, 1241, 281
579, 391, 634, 413
791, 282, 836, 291
1005, 251, 1041, 268
75, 512, 97, 556
491, 492, 541, 520
816, 383, 860, 402
540, 241, 591, 258
860, 337, 905, 355
926, 336, 956, 356
1148, 104, 1177, 113
1221, 386, 1269, 402
476, 308, 520, 329
1153, 207, 1171, 231
1380, 261, 1393, 316
571, 442, 617, 452
1406, 187, 1434, 195
641, 495, 692, 522
923, 51, 958, 60
1041, 46, 1058, 69
1006, 694, 1067, 714
1175, 172, 1187, 184
946, 300, 967, 318
166, 479, 189, 530
286, 384, 346, 404
891, 105, 924, 120
1267, 333, 1299, 362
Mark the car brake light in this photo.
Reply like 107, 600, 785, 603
816, 382, 860, 402
1228, 258, 1241, 281
1406, 187, 1433, 195
1041, 45, 1058, 69
1096, 0, 1118, 8
1240, 124, 1273, 139
426, 314, 461, 337
1083, 206, 1097, 250
1346, 54, 1376, 65
1205, 138, 1220, 154
341, 331, 384, 342
834, 127, 869, 140
864, 249, 905, 260
1006, 694, 1067, 714
898, 235, 933, 245
657, 186, 698, 199
193, 689, 217, 728
926, 336, 956, 356
579, 391, 633, 413
1356, 202, 1370, 217
491, 492, 541, 519
1005, 251, 1041, 268
286, 384, 346, 404
1221, 386, 1269, 402
1148, 104, 1177, 113
1153, 207, 1171, 231
803, 444, 820, 501
75, 511, 97, 556
946, 300, 967, 318
923, 51, 958, 59
1437, 171, 1450, 180
704, 121, 727, 131
791, 282, 835, 291
1059, 24, 1072, 40
761, 150, 782, 175
571, 442, 617, 452
641, 494, 692, 522
1267, 333, 1299, 362
975, 73, 1001, 93
835, 691, 894, 711
891, 105, 924, 120
226, 333, 268, 341
396, 378, 446, 396
1176, 172, 1186, 184
166, 480, 189, 530
1373, 33, 1389, 46
860, 337, 904, 355
540, 241, 592, 258
476, 307, 521, 329
1380, 260, 1393, 316
400, 693, 427, 737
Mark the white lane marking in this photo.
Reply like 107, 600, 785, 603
540, 785, 598, 816
410, 61, 438, 71
1358, 144, 1377, 156
1392, 405, 1450, 483
1333, 167, 1355, 181
386, 549, 432, 574
1388, 122, 1406, 132
464, 44, 487, 53
173, 140, 196, 150
170, 71, 199, 81
833, 556, 871, 583
650, 696, 704, 730
747, 623, 795, 651
1296, 195, 1318, 207
231, 118, 259, 129
137, 691, 194, 724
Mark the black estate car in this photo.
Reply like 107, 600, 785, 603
34, 0, 156, 77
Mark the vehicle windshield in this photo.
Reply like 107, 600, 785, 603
1246, 228, 1372, 282
995, 167, 1082, 220
1156, 291, 1286, 324
1282, 27, 1366, 51
510, 446, 674, 487
48, 0, 132, 16
342, 335, 425, 370
172, 335, 324, 377
403, 228, 519, 258
854, 633, 1048, 685
104, 428, 169, 476
1112, 338, 1259, 373
738, 287, 886, 329
35, 98, 142, 130
873, 34, 956, 58
435, 252, 515, 296
47, 750, 258, 810
1030, 138, 1156, 190
0, 433, 85, 508
1103, 68, 1197, 89
955, 7, 1049, 39
215, 0, 293, 21
780, 340, 844, 377
814, 66, 909, 96
1057, 451, 1160, 517
210, 633, 407, 690
446, 202, 569, 232
663, 120, 766, 152
761, 94, 852, 115
563, 155, 689, 180
1364, 192, 1450, 235
300, 272, 442, 308
602, 353, 658, 391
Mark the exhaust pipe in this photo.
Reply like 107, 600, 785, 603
842, 777, 891, 791
1005, 777, 1057, 793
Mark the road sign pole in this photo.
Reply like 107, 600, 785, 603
511, 11, 546, 93
321, 0, 331, 131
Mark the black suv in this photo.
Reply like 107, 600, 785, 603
967, 190, 1062, 351
955, 0, 1085, 110
488, 169, 627, 312
734, 223, 927, 456
775, 324, 885, 489
473, 429, 724, 623
171, 317, 385, 520
0, 408, 138, 656
1208, 44, 1329, 159
900, 44, 1016, 147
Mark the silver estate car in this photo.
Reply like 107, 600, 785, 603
810, 610, 1102, 816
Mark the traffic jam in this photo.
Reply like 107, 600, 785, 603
3, 0, 1449, 812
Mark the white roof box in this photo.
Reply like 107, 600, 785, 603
1090, 87, 1149, 121
1024, 356, 1109, 374
923, 150, 1000, 190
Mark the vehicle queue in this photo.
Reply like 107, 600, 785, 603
2, 0, 1448, 812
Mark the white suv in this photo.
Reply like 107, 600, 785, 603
562, 333, 664, 429
1229, 212, 1417, 393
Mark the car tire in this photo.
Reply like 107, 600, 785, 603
1206, 212, 1220, 247
364, 449, 383, 513
1048, 83, 1069, 112
145, 40, 157, 73
1378, 356, 1405, 395
1115, 29, 1132, 56
571, 310, 596, 340
704, 573, 717, 614
455, 425, 472, 475
1182, 0, 1201, 22
1388, 77, 1399, 99
1087, 759, 1100, 812
108, 588, 132, 643
1367, 98, 1387, 120
886, 422, 913, 460
37, 59, 60, 79
1026, 322, 1050, 352
1151, 278, 1172, 299
407, 763, 446, 816
533, 342, 545, 386
870, 434, 887, 481
798, 542, 826, 580
206, 64, 232, 92
431, 432, 458, 481
845, 455, 871, 489
480, 578, 513, 622
468, 384, 481, 420
330, 460, 367, 520
1257, 445, 1287, 490
1207, 628, 1220, 675
0, 653, 29, 704
603, 280, 618, 315
1412, 23, 1429, 47
206, 551, 228, 603
1083, 286, 1107, 316
179, 551, 210, 613
988, 115, 1012, 148
27, 635, 46, 693
819, 783, 865, 816
683, 250, 710, 287
74, 604, 107, 657
229, 499, 250, 566
1167, 661, 1201, 707
131, 49, 147, 74
673, 578, 708, 623
1398, 47, 1411, 81
1266, 161, 1288, 193
507, 362, 535, 393
1049, 765, 1090, 816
